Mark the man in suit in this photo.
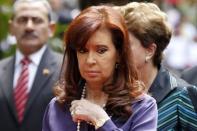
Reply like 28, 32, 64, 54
0, 0, 62, 131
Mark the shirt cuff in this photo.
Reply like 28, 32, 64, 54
97, 119, 117, 131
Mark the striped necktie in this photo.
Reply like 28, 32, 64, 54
14, 57, 31, 123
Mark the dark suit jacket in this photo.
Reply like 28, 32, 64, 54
181, 66, 197, 86
0, 46, 62, 131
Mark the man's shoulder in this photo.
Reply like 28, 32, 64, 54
46, 47, 62, 56
0, 56, 14, 79
0, 56, 14, 68
46, 48, 63, 61
53, 51, 63, 58
41, 47, 63, 68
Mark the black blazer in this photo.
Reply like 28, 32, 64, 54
181, 66, 197, 86
0, 47, 62, 131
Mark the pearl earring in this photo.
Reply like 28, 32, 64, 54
145, 57, 149, 63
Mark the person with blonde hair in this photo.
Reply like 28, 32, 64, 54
116, 2, 197, 130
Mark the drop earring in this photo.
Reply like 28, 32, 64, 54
145, 57, 149, 63
115, 63, 119, 69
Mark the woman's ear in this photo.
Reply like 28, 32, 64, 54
145, 43, 157, 62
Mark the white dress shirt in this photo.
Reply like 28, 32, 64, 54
13, 45, 47, 93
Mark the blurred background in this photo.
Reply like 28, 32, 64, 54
0, 0, 197, 75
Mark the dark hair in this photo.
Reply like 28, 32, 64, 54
55, 5, 144, 118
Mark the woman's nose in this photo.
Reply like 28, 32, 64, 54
86, 52, 96, 64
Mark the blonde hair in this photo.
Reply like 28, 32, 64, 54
115, 2, 172, 67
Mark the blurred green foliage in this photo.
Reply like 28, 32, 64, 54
0, 0, 13, 59
0, 0, 12, 41
49, 23, 69, 53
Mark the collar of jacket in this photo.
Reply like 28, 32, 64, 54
149, 65, 177, 103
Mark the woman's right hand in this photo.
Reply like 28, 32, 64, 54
70, 99, 110, 128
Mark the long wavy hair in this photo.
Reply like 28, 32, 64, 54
55, 5, 144, 118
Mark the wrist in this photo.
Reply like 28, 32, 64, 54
94, 116, 110, 129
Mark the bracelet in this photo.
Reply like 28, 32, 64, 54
94, 117, 110, 129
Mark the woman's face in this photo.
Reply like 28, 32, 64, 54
129, 33, 147, 70
77, 27, 118, 86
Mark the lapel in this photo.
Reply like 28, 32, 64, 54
149, 66, 173, 103
0, 56, 18, 121
24, 47, 57, 117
